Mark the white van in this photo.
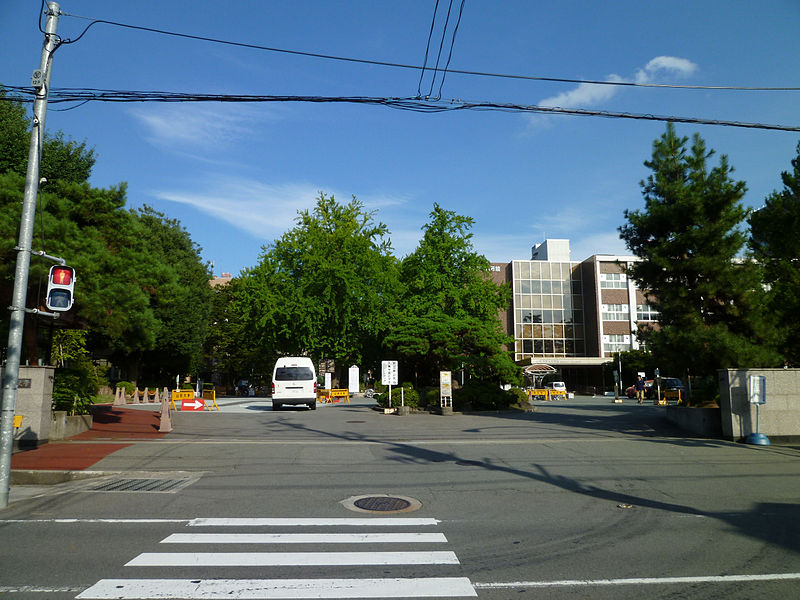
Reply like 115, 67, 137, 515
271, 357, 317, 410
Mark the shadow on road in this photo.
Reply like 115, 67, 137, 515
275, 404, 800, 556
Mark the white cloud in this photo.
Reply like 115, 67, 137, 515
130, 104, 271, 149
635, 56, 697, 84
153, 177, 413, 246
153, 178, 322, 239
539, 74, 625, 109
529, 55, 698, 126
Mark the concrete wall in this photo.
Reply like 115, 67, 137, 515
719, 368, 800, 442
665, 406, 723, 438
50, 411, 92, 440
0, 365, 55, 448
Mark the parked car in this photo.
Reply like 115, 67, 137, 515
547, 381, 566, 392
660, 377, 685, 402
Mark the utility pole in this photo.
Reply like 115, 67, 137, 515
0, 2, 61, 508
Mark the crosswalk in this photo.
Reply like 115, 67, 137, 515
77, 517, 477, 599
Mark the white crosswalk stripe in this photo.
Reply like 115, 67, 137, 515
126, 550, 461, 566
77, 517, 478, 599
162, 532, 448, 544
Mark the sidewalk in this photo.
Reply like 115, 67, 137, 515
7, 405, 169, 507
11, 405, 166, 471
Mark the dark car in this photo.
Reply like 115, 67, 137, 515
660, 377, 685, 402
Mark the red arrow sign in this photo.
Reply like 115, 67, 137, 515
181, 398, 204, 411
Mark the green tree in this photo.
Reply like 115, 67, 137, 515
133, 206, 213, 382
385, 204, 520, 386
619, 124, 781, 375
1, 88, 209, 384
235, 193, 398, 379
0, 87, 95, 183
203, 280, 272, 391
748, 142, 800, 366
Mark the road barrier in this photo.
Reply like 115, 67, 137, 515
318, 388, 350, 404
526, 388, 567, 401
169, 388, 220, 411
202, 388, 220, 411
114, 386, 170, 406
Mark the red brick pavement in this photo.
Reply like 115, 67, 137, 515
11, 405, 167, 471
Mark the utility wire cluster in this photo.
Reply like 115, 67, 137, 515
416, 0, 466, 99
4, 85, 799, 133
4, 4, 797, 133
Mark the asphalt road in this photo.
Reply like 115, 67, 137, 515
1, 395, 799, 599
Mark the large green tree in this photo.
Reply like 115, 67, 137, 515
385, 204, 520, 386
0, 87, 95, 183
129, 206, 213, 382
235, 193, 398, 379
1, 88, 212, 382
748, 142, 800, 366
619, 124, 781, 375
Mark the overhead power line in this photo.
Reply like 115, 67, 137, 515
56, 11, 800, 93
4, 86, 799, 132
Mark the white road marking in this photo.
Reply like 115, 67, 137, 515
474, 572, 800, 588
188, 517, 440, 527
77, 577, 477, 599
0, 586, 83, 593
162, 532, 447, 544
126, 551, 460, 566
0, 518, 187, 524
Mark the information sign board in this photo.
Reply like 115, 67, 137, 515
381, 360, 398, 386
440, 371, 452, 398
748, 375, 766, 405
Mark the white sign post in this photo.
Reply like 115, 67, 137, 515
745, 375, 770, 445
382, 360, 398, 408
440, 371, 452, 407
348, 365, 360, 395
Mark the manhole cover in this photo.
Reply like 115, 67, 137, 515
354, 496, 411, 512
342, 494, 422, 514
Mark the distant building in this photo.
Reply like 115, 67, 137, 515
491, 239, 659, 393
210, 272, 233, 288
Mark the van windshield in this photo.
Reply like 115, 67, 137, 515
275, 367, 314, 381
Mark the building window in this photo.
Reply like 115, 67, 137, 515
600, 272, 627, 288
601, 304, 630, 321
603, 334, 631, 354
512, 260, 586, 360
636, 304, 660, 321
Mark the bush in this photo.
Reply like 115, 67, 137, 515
454, 380, 514, 411
115, 380, 135, 395
507, 387, 529, 407
422, 387, 440, 409
52, 368, 95, 415
375, 383, 420, 409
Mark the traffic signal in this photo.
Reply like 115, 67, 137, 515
45, 265, 75, 311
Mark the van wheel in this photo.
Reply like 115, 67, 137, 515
309, 401, 317, 410
273, 402, 282, 411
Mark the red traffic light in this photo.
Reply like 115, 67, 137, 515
46, 265, 75, 312
51, 266, 73, 286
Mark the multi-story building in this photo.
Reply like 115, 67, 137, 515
490, 239, 659, 393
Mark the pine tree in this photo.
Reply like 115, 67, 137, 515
748, 142, 800, 366
619, 124, 781, 375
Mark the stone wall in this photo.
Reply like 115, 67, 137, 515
718, 368, 800, 442
0, 365, 55, 448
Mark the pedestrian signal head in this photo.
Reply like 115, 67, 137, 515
46, 265, 75, 311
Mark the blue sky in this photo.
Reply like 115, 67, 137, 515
3, 1, 800, 276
